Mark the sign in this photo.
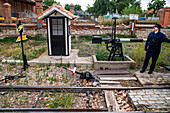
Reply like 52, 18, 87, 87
148, 17, 159, 20
37, 23, 42, 29
130, 14, 139, 20
16, 24, 24, 32
16, 35, 27, 42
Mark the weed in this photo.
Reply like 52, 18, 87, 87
47, 76, 57, 84
66, 62, 70, 68
61, 74, 68, 83
16, 78, 23, 85
9, 82, 15, 93
24, 78, 28, 85
73, 61, 77, 67
70, 82, 76, 86
44, 72, 49, 78
46, 65, 49, 70
28, 75, 32, 80
43, 90, 76, 108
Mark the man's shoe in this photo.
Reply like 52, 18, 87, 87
140, 70, 145, 73
148, 71, 153, 74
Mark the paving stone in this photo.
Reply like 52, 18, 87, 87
158, 97, 166, 100
128, 89, 170, 110
141, 98, 149, 101
133, 102, 138, 105
149, 98, 159, 101
138, 101, 148, 104
161, 92, 169, 94
132, 98, 140, 101
143, 95, 151, 98
165, 97, 170, 100
145, 92, 154, 94
136, 93, 145, 95
147, 101, 156, 104
160, 95, 167, 97
129, 93, 137, 96
165, 100, 170, 103
134, 71, 170, 86
155, 101, 165, 104
152, 95, 159, 97
135, 96, 142, 98
154, 92, 161, 94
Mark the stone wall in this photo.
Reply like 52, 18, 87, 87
0, 24, 47, 38
136, 29, 170, 38
71, 28, 170, 38
71, 28, 131, 36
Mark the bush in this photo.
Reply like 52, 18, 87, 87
156, 44, 170, 66
99, 18, 130, 26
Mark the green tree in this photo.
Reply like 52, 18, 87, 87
86, 0, 111, 17
43, 0, 60, 11
147, 0, 166, 15
74, 4, 82, 15
74, 4, 82, 11
64, 4, 82, 15
121, 1, 142, 16
86, 4, 95, 15
86, 0, 138, 16
64, 4, 70, 11
110, 0, 136, 14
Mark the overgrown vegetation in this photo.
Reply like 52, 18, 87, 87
43, 90, 77, 108
0, 35, 47, 60
99, 18, 130, 26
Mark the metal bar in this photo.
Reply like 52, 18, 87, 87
32, 90, 43, 108
101, 38, 147, 42
0, 109, 169, 113
0, 85, 169, 92
114, 18, 116, 42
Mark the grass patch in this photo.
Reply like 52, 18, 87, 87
0, 35, 47, 60
43, 90, 77, 108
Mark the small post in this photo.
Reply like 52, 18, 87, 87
17, 20, 28, 71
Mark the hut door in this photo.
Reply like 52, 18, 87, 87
50, 18, 65, 55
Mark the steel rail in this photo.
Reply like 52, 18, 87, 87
0, 108, 169, 112
0, 108, 107, 112
0, 85, 169, 92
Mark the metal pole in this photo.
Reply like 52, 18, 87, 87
114, 18, 116, 42
20, 31, 26, 71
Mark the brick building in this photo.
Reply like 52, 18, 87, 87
158, 7, 170, 28
0, 0, 43, 23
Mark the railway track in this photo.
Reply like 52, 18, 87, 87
0, 85, 169, 112
0, 85, 169, 91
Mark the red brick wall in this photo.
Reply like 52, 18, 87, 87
16, 1, 21, 12
3, 3, 11, 23
35, 0, 43, 23
159, 7, 170, 27
0, 0, 5, 16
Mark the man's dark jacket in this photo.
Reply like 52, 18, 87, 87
145, 31, 170, 51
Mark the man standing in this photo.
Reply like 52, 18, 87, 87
140, 24, 170, 74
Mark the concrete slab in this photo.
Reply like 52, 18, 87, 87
134, 71, 170, 86
100, 77, 137, 81
28, 49, 93, 68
